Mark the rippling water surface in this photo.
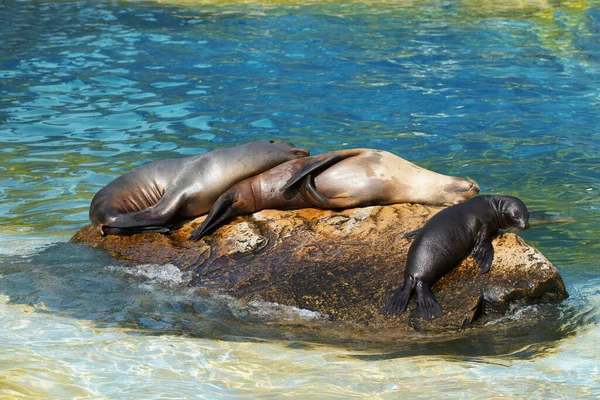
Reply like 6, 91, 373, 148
1, 0, 599, 397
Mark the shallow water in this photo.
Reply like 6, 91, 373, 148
1, 0, 599, 397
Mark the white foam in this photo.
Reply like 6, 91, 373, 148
108, 263, 191, 286
216, 294, 327, 322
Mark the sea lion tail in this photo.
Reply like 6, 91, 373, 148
280, 149, 364, 193
189, 193, 237, 241
383, 279, 414, 317
416, 282, 443, 320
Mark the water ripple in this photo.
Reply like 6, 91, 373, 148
0, 1, 599, 395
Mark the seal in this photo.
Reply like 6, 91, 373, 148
189, 148, 479, 240
383, 195, 530, 320
89, 140, 309, 235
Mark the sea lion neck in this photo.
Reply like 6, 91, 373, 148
481, 195, 504, 230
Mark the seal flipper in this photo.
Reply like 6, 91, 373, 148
471, 239, 494, 274
300, 173, 339, 208
107, 190, 185, 230
383, 276, 416, 316
416, 282, 443, 320
280, 149, 364, 193
189, 193, 238, 241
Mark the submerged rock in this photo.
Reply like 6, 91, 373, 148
70, 204, 568, 332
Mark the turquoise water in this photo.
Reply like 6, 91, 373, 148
1, 0, 599, 397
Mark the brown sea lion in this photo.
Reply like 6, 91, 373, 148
189, 149, 479, 240
89, 140, 309, 235
384, 195, 530, 320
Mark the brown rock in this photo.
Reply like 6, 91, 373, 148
70, 204, 568, 332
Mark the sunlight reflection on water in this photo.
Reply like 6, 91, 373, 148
0, 284, 598, 398
1, 0, 599, 397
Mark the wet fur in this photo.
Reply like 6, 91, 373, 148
384, 195, 530, 320
190, 149, 479, 240
89, 141, 308, 235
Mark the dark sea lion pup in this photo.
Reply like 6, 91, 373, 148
384, 195, 530, 320
89, 140, 308, 236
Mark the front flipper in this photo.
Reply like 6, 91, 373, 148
416, 282, 443, 320
471, 239, 494, 274
189, 193, 238, 241
280, 149, 363, 193
299, 173, 353, 208
108, 190, 184, 230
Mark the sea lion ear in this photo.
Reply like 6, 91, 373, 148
471, 239, 494, 274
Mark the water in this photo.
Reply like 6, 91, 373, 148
1, 0, 599, 397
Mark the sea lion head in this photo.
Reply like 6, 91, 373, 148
442, 177, 481, 205
413, 175, 480, 206
386, 158, 481, 206
492, 195, 530, 230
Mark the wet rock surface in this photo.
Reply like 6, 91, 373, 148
71, 204, 568, 333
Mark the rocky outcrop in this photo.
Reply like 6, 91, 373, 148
70, 204, 568, 332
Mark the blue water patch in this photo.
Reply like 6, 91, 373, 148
150, 81, 190, 88
0, 0, 598, 345
90, 76, 138, 87
140, 102, 194, 118
184, 116, 217, 131
249, 118, 276, 129
0, 2, 598, 395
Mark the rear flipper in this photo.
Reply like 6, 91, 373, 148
383, 276, 415, 316
416, 282, 443, 320
280, 149, 364, 193
189, 193, 238, 241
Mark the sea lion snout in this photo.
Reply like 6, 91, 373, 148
292, 148, 310, 158
455, 179, 480, 194
508, 217, 529, 231
446, 178, 480, 204
272, 141, 309, 159
515, 214, 530, 230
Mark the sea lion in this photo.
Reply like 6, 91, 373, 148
384, 195, 530, 320
189, 157, 313, 240
89, 140, 309, 235
189, 148, 479, 240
